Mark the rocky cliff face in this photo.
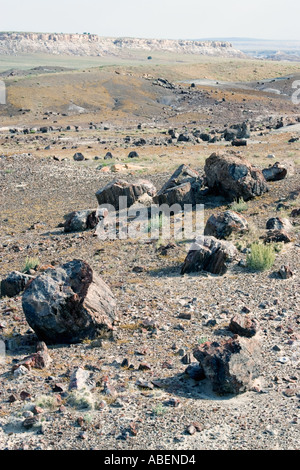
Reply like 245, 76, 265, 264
0, 32, 245, 57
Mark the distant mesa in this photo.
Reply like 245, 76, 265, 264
0, 32, 245, 58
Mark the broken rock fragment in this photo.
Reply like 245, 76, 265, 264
95, 179, 156, 210
204, 210, 248, 239
193, 336, 261, 395
64, 209, 107, 233
1, 271, 34, 298
181, 236, 238, 275
262, 161, 295, 181
153, 164, 203, 207
229, 315, 259, 338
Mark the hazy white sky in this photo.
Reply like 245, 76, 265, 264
1, 0, 299, 40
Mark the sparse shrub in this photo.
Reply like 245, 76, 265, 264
22, 256, 40, 273
35, 395, 59, 410
198, 337, 209, 345
246, 243, 276, 271
230, 198, 248, 213
144, 213, 165, 234
67, 390, 95, 410
152, 403, 167, 416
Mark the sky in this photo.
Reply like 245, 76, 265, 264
0, 0, 299, 41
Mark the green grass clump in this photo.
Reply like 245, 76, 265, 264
144, 213, 165, 235
230, 198, 248, 213
22, 256, 40, 273
67, 391, 95, 410
152, 403, 167, 416
35, 395, 59, 410
198, 337, 209, 345
246, 243, 276, 271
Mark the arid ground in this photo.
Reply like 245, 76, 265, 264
0, 53, 299, 450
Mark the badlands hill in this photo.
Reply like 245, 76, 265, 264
0, 32, 245, 57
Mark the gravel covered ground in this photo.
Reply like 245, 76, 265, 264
0, 126, 299, 451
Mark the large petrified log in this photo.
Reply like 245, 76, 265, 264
22, 260, 117, 344
181, 236, 237, 275
153, 164, 203, 207
95, 179, 156, 210
204, 152, 268, 201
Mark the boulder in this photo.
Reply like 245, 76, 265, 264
199, 133, 211, 142
262, 161, 295, 181
181, 236, 238, 275
177, 133, 191, 142
153, 164, 203, 207
291, 208, 300, 218
231, 139, 247, 147
266, 217, 293, 232
12, 342, 52, 371
224, 122, 250, 141
229, 315, 259, 338
1, 271, 34, 298
204, 152, 268, 201
64, 209, 107, 233
193, 335, 260, 395
278, 265, 294, 279
22, 260, 117, 344
104, 152, 113, 160
263, 229, 293, 244
95, 179, 156, 210
69, 367, 91, 391
128, 151, 139, 159
204, 210, 248, 239
73, 152, 85, 161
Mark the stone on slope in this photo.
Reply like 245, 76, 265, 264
73, 152, 85, 161
277, 265, 294, 279
153, 164, 203, 207
1, 271, 34, 298
12, 342, 52, 371
95, 179, 156, 210
181, 236, 237, 275
69, 367, 91, 391
204, 152, 268, 201
64, 209, 107, 233
229, 315, 259, 338
22, 259, 117, 344
193, 336, 261, 395
263, 229, 293, 244
266, 217, 293, 232
204, 210, 248, 239
224, 122, 250, 141
231, 139, 247, 147
262, 161, 295, 181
